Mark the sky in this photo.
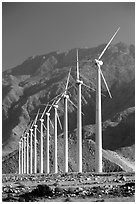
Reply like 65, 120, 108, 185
2, 2, 135, 71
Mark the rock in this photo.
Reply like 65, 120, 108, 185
64, 195, 72, 202
67, 187, 76, 194
33, 184, 53, 197
55, 186, 64, 195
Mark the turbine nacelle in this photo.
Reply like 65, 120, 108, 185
39, 118, 44, 123
53, 104, 59, 109
95, 59, 103, 66
64, 94, 69, 99
46, 112, 50, 117
76, 79, 83, 85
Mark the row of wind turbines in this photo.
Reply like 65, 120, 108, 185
18, 27, 120, 175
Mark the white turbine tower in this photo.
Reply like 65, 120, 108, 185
23, 136, 27, 174
30, 128, 33, 174
18, 140, 21, 174
21, 137, 24, 174
53, 103, 58, 173
63, 69, 73, 173
76, 49, 83, 172
26, 132, 29, 174
95, 27, 120, 173
45, 112, 50, 173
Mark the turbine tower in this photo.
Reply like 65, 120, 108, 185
24, 121, 33, 174
64, 93, 69, 173
30, 128, 33, 174
21, 137, 24, 174
46, 112, 50, 173
39, 118, 44, 173
18, 141, 21, 174
76, 49, 83, 172
26, 132, 29, 174
95, 27, 120, 173
63, 69, 72, 173
23, 136, 27, 174
53, 103, 58, 173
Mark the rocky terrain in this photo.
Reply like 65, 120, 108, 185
2, 42, 135, 174
2, 172, 135, 202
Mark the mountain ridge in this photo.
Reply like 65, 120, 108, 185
2, 42, 135, 173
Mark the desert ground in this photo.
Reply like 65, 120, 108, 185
2, 171, 135, 202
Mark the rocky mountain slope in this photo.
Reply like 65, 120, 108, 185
2, 42, 135, 173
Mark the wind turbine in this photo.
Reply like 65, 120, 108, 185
44, 94, 64, 174
63, 75, 70, 173
39, 103, 51, 174
23, 120, 33, 174
33, 109, 40, 174
94, 27, 120, 173
74, 49, 96, 172
76, 49, 83, 173
52, 68, 72, 173
51, 99, 62, 173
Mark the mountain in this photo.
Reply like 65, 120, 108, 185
2, 42, 135, 173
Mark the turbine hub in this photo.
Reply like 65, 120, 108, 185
34, 124, 38, 128
40, 118, 44, 122
76, 79, 83, 85
95, 59, 103, 66
64, 94, 69, 99
46, 112, 50, 116
53, 104, 58, 109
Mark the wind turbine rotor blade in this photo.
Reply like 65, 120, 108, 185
57, 112, 62, 130
65, 68, 72, 92
76, 49, 80, 80
83, 83, 96, 91
31, 120, 35, 129
41, 103, 49, 119
97, 64, 112, 98
98, 27, 120, 60
25, 120, 33, 133
36, 127, 41, 134
47, 100, 56, 113
68, 98, 84, 116
47, 105, 52, 113
55, 94, 63, 104
49, 118, 54, 129
68, 98, 77, 109
34, 109, 40, 124
49, 92, 63, 103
